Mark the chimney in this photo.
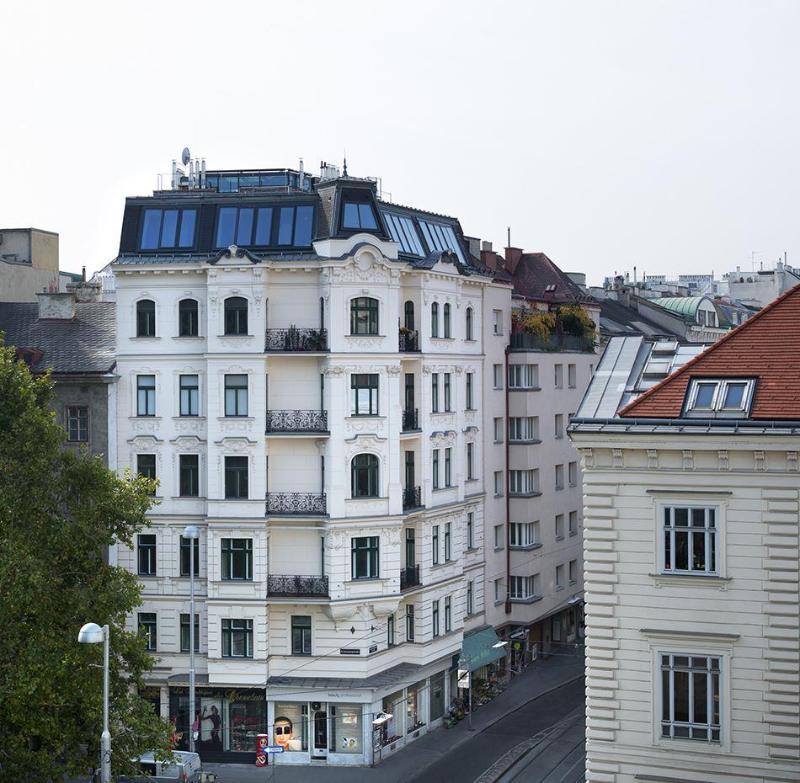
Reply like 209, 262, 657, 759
481, 250, 498, 270
504, 246, 523, 275
37, 292, 76, 320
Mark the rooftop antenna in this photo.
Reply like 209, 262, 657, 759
343, 151, 348, 177
506, 226, 511, 248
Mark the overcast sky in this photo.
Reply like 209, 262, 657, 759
1, 1, 798, 285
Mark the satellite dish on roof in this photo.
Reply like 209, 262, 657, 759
181, 147, 191, 166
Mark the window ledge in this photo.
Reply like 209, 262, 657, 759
493, 546, 505, 552
509, 387, 541, 392
510, 595, 543, 605
131, 336, 161, 340
432, 486, 454, 493
569, 531, 578, 537
349, 496, 388, 502
493, 440, 504, 445
347, 333, 385, 338
555, 585, 565, 591
493, 493, 504, 498
464, 546, 480, 554
465, 477, 479, 483
569, 580, 577, 586
217, 416, 254, 421
130, 416, 161, 421
346, 415, 384, 420
649, 572, 731, 589
510, 439, 542, 445
509, 543, 542, 552
173, 335, 204, 340
555, 535, 565, 541
345, 577, 386, 585
509, 492, 542, 499
217, 333, 254, 338
172, 416, 206, 421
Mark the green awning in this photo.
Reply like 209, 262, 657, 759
459, 627, 505, 672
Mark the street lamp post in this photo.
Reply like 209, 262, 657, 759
78, 622, 111, 783
183, 524, 200, 753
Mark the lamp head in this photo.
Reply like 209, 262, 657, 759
78, 622, 105, 644
183, 524, 200, 539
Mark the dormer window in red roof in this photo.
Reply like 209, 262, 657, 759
684, 378, 755, 417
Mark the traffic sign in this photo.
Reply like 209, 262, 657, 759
266, 745, 285, 754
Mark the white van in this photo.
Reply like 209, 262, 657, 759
121, 751, 203, 783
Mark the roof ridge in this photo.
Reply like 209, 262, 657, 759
620, 281, 800, 417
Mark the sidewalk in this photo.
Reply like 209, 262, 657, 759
203, 648, 585, 783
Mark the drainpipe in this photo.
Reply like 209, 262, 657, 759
504, 343, 512, 616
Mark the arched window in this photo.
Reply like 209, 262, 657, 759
350, 297, 379, 335
443, 303, 451, 338
136, 299, 156, 337
404, 300, 415, 331
431, 302, 439, 338
178, 298, 198, 337
351, 453, 379, 498
224, 297, 248, 336
465, 307, 473, 341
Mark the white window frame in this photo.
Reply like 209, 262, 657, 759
509, 521, 538, 548
509, 574, 539, 600
493, 417, 504, 443
651, 644, 731, 752
659, 504, 721, 576
684, 378, 755, 416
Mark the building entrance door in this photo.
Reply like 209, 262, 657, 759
312, 707, 328, 758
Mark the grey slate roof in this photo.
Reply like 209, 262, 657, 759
0, 301, 116, 375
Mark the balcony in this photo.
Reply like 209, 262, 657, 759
265, 410, 328, 434
267, 574, 329, 598
400, 565, 421, 591
402, 408, 419, 432
265, 327, 328, 352
403, 485, 422, 511
265, 492, 327, 516
399, 329, 420, 353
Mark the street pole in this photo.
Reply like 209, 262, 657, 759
101, 624, 111, 783
189, 541, 196, 753
467, 671, 473, 731
184, 524, 200, 754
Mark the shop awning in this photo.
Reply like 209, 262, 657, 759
460, 627, 506, 672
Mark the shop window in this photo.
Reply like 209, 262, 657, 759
330, 705, 363, 754
429, 672, 445, 721
407, 680, 426, 733
273, 704, 309, 752
381, 690, 404, 746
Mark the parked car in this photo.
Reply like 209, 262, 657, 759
119, 751, 202, 783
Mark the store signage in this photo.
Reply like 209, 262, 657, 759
266, 745, 285, 754
339, 648, 360, 655
369, 644, 378, 654
457, 669, 470, 689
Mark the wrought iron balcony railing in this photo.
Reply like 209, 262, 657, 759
400, 565, 421, 591
265, 410, 328, 433
265, 492, 327, 515
267, 574, 329, 598
265, 327, 328, 352
403, 485, 422, 511
402, 408, 419, 432
399, 329, 420, 352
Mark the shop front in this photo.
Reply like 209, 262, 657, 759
268, 699, 368, 765
169, 686, 266, 763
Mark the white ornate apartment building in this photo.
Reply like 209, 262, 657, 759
111, 161, 511, 765
571, 290, 800, 782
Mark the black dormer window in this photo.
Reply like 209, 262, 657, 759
141, 208, 196, 250
214, 205, 314, 249
342, 201, 378, 231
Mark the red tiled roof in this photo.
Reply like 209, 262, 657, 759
511, 252, 596, 305
620, 282, 800, 420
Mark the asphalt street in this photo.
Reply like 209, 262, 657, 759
407, 677, 585, 783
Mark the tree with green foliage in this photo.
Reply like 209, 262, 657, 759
0, 339, 171, 782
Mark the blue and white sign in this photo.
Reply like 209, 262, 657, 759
266, 745, 285, 754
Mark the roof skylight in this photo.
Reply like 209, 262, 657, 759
418, 219, 466, 265
684, 378, 755, 417
382, 212, 425, 256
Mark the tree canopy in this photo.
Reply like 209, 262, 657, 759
0, 339, 170, 782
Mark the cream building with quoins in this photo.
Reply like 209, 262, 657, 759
571, 288, 800, 783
